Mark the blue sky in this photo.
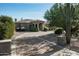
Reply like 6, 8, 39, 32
0, 3, 53, 21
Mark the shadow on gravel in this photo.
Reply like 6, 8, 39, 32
14, 33, 58, 45
12, 33, 65, 56
70, 41, 79, 53
34, 45, 63, 56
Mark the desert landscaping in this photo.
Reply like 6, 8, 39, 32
0, 3, 79, 56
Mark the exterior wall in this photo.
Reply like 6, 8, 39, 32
0, 40, 11, 55
15, 21, 44, 31
31, 23, 40, 31
39, 23, 43, 30
15, 23, 21, 30
20, 23, 30, 31
16, 23, 30, 31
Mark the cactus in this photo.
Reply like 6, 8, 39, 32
63, 4, 75, 45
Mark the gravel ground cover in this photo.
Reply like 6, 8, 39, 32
11, 31, 79, 56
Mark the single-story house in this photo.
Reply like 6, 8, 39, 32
15, 19, 45, 31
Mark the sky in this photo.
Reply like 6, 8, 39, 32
0, 3, 53, 21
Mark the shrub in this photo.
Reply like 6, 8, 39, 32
0, 22, 6, 40
31, 27, 38, 32
43, 26, 49, 31
43, 27, 48, 31
0, 16, 15, 39
54, 28, 63, 35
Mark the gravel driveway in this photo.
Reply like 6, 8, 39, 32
14, 31, 54, 39
11, 31, 79, 56
12, 31, 62, 56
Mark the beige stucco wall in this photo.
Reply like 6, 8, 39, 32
0, 40, 11, 55
15, 21, 44, 31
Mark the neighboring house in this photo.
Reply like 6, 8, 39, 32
15, 19, 45, 31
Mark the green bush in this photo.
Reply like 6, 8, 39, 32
30, 27, 38, 32
43, 27, 48, 31
54, 28, 63, 35
0, 16, 15, 40
43, 26, 49, 31
0, 22, 6, 40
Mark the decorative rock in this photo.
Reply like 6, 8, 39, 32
38, 47, 49, 54
51, 48, 79, 56
12, 41, 54, 55
57, 34, 66, 46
